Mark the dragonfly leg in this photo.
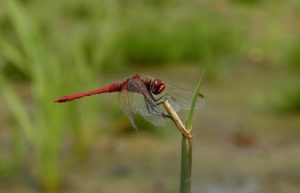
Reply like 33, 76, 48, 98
144, 95, 172, 119
145, 102, 163, 116
153, 94, 167, 102
145, 101, 171, 119
161, 113, 171, 119
152, 98, 173, 119
150, 103, 172, 119
154, 97, 169, 106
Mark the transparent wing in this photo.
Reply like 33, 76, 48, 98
119, 88, 137, 129
121, 79, 166, 128
163, 85, 205, 112
128, 92, 166, 127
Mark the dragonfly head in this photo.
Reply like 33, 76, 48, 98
150, 79, 166, 95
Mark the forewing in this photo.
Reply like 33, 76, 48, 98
165, 85, 205, 112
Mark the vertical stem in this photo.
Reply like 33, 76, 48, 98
180, 72, 205, 193
180, 137, 192, 193
162, 100, 193, 193
163, 69, 204, 193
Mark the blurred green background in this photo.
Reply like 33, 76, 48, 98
0, 0, 300, 192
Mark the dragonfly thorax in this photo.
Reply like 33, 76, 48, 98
150, 79, 166, 95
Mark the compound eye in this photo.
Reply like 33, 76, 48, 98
151, 79, 165, 95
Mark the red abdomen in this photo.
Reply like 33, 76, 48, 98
54, 82, 122, 102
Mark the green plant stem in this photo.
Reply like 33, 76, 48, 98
162, 100, 192, 193
180, 72, 205, 193
180, 137, 192, 193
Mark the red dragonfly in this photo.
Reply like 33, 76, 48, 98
54, 74, 205, 128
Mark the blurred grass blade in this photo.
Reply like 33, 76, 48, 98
180, 72, 204, 193
0, 75, 35, 144
187, 71, 205, 129
4, 0, 39, 63
4, 0, 46, 95
0, 36, 25, 71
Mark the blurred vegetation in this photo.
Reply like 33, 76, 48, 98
0, 0, 299, 192
277, 37, 300, 112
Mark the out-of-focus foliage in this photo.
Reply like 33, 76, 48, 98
287, 38, 300, 72
121, 16, 240, 65
0, 0, 122, 190
0, 0, 245, 77
231, 0, 261, 5
0, 0, 300, 192
276, 37, 300, 112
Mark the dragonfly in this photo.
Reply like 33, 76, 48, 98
54, 74, 205, 129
